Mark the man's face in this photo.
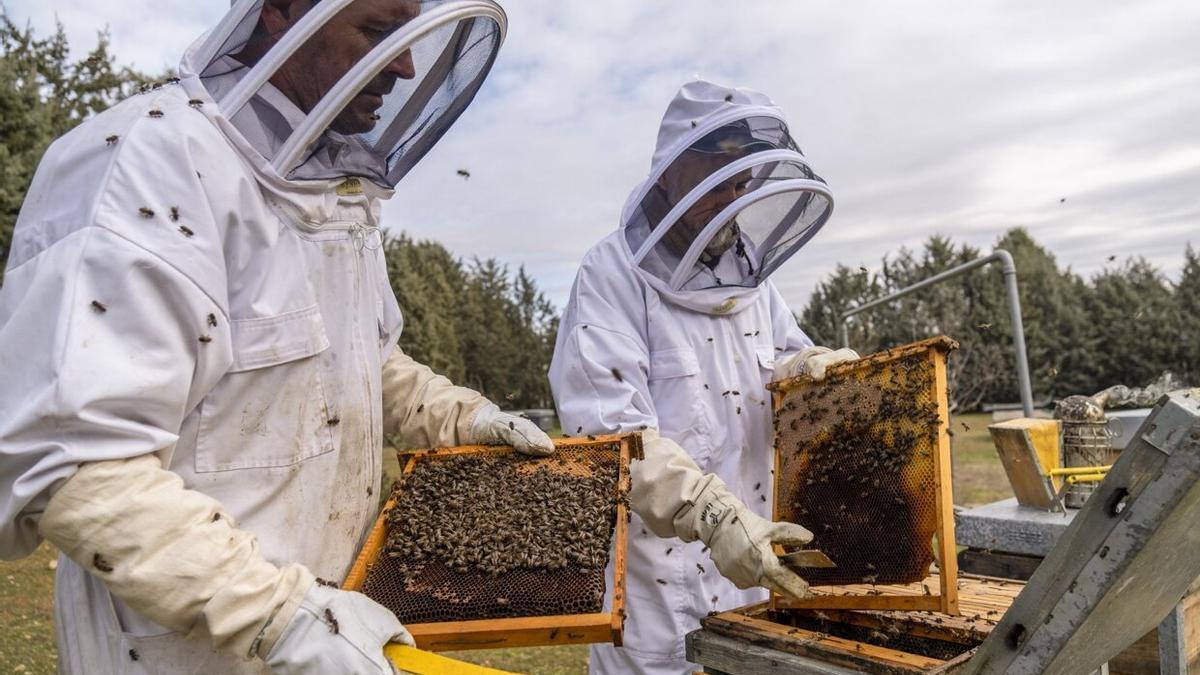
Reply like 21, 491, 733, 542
657, 150, 752, 259
264, 0, 421, 134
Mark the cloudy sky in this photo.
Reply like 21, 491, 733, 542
11, 1, 1200, 309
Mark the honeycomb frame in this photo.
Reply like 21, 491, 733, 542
767, 336, 959, 614
343, 434, 637, 651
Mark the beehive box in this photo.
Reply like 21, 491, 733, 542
693, 573, 1012, 674
768, 336, 959, 613
344, 434, 637, 651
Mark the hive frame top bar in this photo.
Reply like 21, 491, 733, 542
767, 335, 960, 393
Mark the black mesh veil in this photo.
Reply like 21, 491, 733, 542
624, 115, 831, 292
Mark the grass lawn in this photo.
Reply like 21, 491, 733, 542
0, 413, 1012, 674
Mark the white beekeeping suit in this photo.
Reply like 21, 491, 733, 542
0, 1, 550, 673
549, 80, 855, 675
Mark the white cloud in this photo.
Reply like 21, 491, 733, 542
10, 0, 1200, 310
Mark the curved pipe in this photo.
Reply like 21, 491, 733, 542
837, 249, 1035, 417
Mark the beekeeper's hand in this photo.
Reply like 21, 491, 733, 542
773, 346, 860, 382
468, 403, 555, 456
690, 483, 814, 600
630, 430, 813, 600
266, 583, 413, 675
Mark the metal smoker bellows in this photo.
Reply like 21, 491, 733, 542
344, 436, 636, 651
769, 336, 959, 613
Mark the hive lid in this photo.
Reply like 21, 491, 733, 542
965, 390, 1200, 675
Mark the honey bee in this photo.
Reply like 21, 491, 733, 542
178, 225, 194, 237
148, 109, 164, 118
92, 553, 113, 573
655, 578, 667, 586
611, 367, 623, 382
90, 300, 108, 313
138, 207, 154, 218
324, 608, 339, 634
197, 335, 212, 343
105, 135, 119, 146
188, 99, 204, 108
169, 206, 180, 222
456, 169, 471, 179
207, 313, 217, 327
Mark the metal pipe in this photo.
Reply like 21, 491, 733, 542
837, 249, 1036, 417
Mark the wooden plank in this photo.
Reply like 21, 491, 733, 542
688, 629, 867, 675
409, 613, 613, 650
932, 351, 959, 615
609, 440, 631, 647
778, 593, 947, 612
988, 418, 1062, 508
703, 609, 947, 673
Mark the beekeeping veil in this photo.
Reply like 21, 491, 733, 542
178, 0, 504, 191
623, 80, 833, 313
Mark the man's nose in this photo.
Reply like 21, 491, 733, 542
386, 49, 417, 80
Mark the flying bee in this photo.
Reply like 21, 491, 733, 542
91, 300, 108, 313
148, 109, 164, 118
324, 608, 339, 634
105, 134, 119, 146
138, 207, 155, 218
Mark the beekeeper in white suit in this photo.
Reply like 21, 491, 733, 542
0, 1, 553, 673
549, 80, 859, 675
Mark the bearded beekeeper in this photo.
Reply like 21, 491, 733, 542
549, 80, 859, 674
0, 1, 554, 673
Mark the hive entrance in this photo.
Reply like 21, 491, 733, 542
769, 336, 959, 613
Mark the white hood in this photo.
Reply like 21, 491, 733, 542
621, 80, 834, 315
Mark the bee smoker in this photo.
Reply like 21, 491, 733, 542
1055, 395, 1115, 509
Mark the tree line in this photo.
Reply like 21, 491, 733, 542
799, 228, 1199, 411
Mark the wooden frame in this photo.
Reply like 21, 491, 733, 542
767, 336, 960, 615
344, 434, 637, 651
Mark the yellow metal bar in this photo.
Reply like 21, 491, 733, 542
1048, 465, 1112, 476
1065, 474, 1108, 484
385, 644, 518, 675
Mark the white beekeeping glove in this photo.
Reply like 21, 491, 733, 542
468, 403, 555, 456
630, 431, 814, 600
773, 346, 860, 382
